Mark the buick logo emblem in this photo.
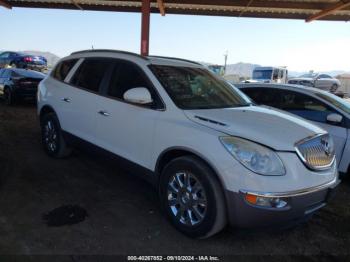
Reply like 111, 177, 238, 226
321, 138, 331, 156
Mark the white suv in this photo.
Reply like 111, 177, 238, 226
37, 50, 339, 238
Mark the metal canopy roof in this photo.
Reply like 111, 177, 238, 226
1, 0, 350, 22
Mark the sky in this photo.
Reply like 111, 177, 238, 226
0, 8, 350, 72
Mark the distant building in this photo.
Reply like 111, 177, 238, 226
336, 73, 350, 94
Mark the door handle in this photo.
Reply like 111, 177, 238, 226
98, 110, 110, 117
62, 98, 71, 103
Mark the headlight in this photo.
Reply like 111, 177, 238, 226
220, 137, 286, 176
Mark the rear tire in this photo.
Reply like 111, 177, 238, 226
159, 156, 227, 238
40, 113, 72, 158
330, 84, 338, 93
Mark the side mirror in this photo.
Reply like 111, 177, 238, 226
123, 87, 153, 105
326, 113, 343, 124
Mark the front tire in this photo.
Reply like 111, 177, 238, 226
159, 156, 227, 238
40, 113, 72, 158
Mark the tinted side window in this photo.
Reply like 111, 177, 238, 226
71, 59, 110, 93
279, 91, 336, 123
242, 88, 281, 108
53, 59, 78, 81
108, 62, 152, 99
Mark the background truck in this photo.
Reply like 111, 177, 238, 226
245, 66, 288, 84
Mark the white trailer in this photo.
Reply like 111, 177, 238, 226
246, 66, 288, 84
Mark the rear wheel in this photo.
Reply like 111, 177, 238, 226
40, 113, 72, 158
330, 84, 338, 93
159, 156, 226, 238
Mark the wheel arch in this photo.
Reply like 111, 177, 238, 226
155, 146, 230, 231
39, 105, 57, 123
155, 147, 227, 192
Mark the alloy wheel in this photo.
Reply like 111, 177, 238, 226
44, 120, 58, 153
167, 171, 207, 226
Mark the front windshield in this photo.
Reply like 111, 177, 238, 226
149, 65, 251, 110
316, 92, 350, 115
252, 70, 272, 80
300, 73, 317, 78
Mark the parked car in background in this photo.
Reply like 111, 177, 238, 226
288, 73, 341, 93
237, 83, 350, 177
37, 49, 338, 238
244, 66, 288, 84
0, 68, 45, 105
0, 51, 47, 72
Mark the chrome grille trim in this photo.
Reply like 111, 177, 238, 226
240, 177, 339, 198
295, 134, 335, 171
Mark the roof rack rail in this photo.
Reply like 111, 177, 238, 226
70, 49, 148, 60
147, 55, 202, 66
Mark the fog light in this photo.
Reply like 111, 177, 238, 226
245, 193, 288, 208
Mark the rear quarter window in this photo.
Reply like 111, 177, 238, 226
52, 59, 78, 82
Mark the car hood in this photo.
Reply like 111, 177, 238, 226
183, 106, 326, 151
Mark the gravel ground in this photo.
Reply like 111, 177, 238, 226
0, 101, 349, 259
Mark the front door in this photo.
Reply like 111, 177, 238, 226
95, 60, 163, 170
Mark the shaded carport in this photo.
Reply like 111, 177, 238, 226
1, 0, 350, 56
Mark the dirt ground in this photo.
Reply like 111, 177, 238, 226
0, 101, 349, 259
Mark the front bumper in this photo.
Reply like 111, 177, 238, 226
226, 177, 340, 228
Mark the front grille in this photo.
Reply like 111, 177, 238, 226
295, 134, 335, 170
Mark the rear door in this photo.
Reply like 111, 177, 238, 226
315, 74, 331, 90
94, 60, 163, 169
58, 58, 112, 144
